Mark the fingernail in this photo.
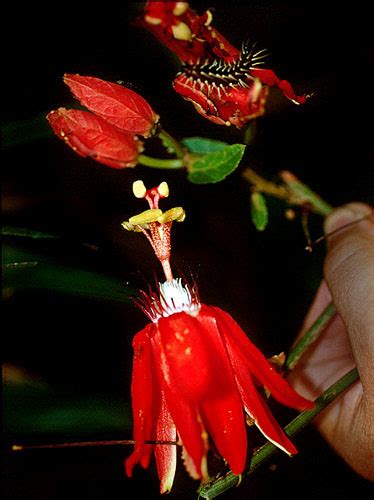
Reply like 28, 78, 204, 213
324, 203, 372, 235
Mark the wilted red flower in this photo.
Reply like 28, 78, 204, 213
64, 74, 159, 138
141, 2, 310, 128
47, 108, 143, 169
123, 181, 314, 493
173, 72, 270, 127
141, 1, 238, 63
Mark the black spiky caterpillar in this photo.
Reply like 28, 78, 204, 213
178, 41, 268, 88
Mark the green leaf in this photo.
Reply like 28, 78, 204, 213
2, 113, 52, 149
2, 226, 59, 240
4, 381, 131, 434
2, 245, 133, 303
182, 137, 229, 154
188, 144, 246, 184
250, 192, 269, 231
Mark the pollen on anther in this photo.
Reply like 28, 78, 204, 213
133, 180, 147, 198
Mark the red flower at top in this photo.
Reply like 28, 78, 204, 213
141, 1, 238, 63
140, 2, 310, 128
123, 181, 314, 493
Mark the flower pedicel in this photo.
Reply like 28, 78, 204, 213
123, 181, 314, 493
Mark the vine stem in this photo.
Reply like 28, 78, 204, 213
198, 367, 359, 499
158, 129, 185, 159
284, 302, 337, 373
137, 154, 184, 169
243, 168, 333, 217
279, 171, 333, 216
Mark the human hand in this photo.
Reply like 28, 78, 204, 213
288, 203, 374, 480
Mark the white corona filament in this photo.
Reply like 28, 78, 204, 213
158, 279, 200, 318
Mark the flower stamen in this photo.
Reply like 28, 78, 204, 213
122, 180, 185, 281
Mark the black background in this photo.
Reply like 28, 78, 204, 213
3, 1, 373, 498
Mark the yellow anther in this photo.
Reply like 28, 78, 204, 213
171, 22, 192, 41
133, 180, 147, 198
129, 209, 162, 226
121, 221, 134, 231
157, 207, 186, 224
173, 2, 189, 16
145, 15, 162, 25
204, 9, 213, 26
158, 181, 169, 198
122, 220, 149, 232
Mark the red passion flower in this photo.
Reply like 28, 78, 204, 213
122, 181, 314, 493
141, 2, 310, 128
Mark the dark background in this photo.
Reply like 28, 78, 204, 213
3, 1, 373, 498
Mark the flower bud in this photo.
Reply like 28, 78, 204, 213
64, 74, 159, 138
47, 108, 143, 169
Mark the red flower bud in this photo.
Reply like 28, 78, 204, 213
47, 108, 143, 169
63, 74, 159, 137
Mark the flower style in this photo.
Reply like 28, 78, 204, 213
123, 181, 314, 493
47, 75, 159, 168
140, 2, 310, 127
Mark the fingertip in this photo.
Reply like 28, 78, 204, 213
324, 202, 373, 236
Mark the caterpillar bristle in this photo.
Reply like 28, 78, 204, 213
181, 41, 268, 89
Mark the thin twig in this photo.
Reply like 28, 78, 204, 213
11, 439, 179, 452
285, 302, 337, 373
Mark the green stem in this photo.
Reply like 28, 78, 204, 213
285, 302, 337, 373
137, 154, 184, 170
280, 171, 333, 216
198, 368, 359, 499
158, 129, 185, 159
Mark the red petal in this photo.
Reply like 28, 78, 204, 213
224, 337, 298, 455
173, 74, 269, 128
196, 307, 247, 474
181, 445, 200, 480
211, 306, 314, 411
64, 74, 159, 137
155, 389, 177, 494
250, 68, 309, 105
156, 310, 247, 475
151, 323, 208, 479
140, 3, 238, 64
199, 393, 247, 474
125, 324, 156, 477
156, 310, 235, 400
47, 108, 142, 168
173, 74, 225, 125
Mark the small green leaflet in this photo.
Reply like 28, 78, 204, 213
250, 192, 269, 231
182, 137, 229, 154
188, 144, 246, 184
